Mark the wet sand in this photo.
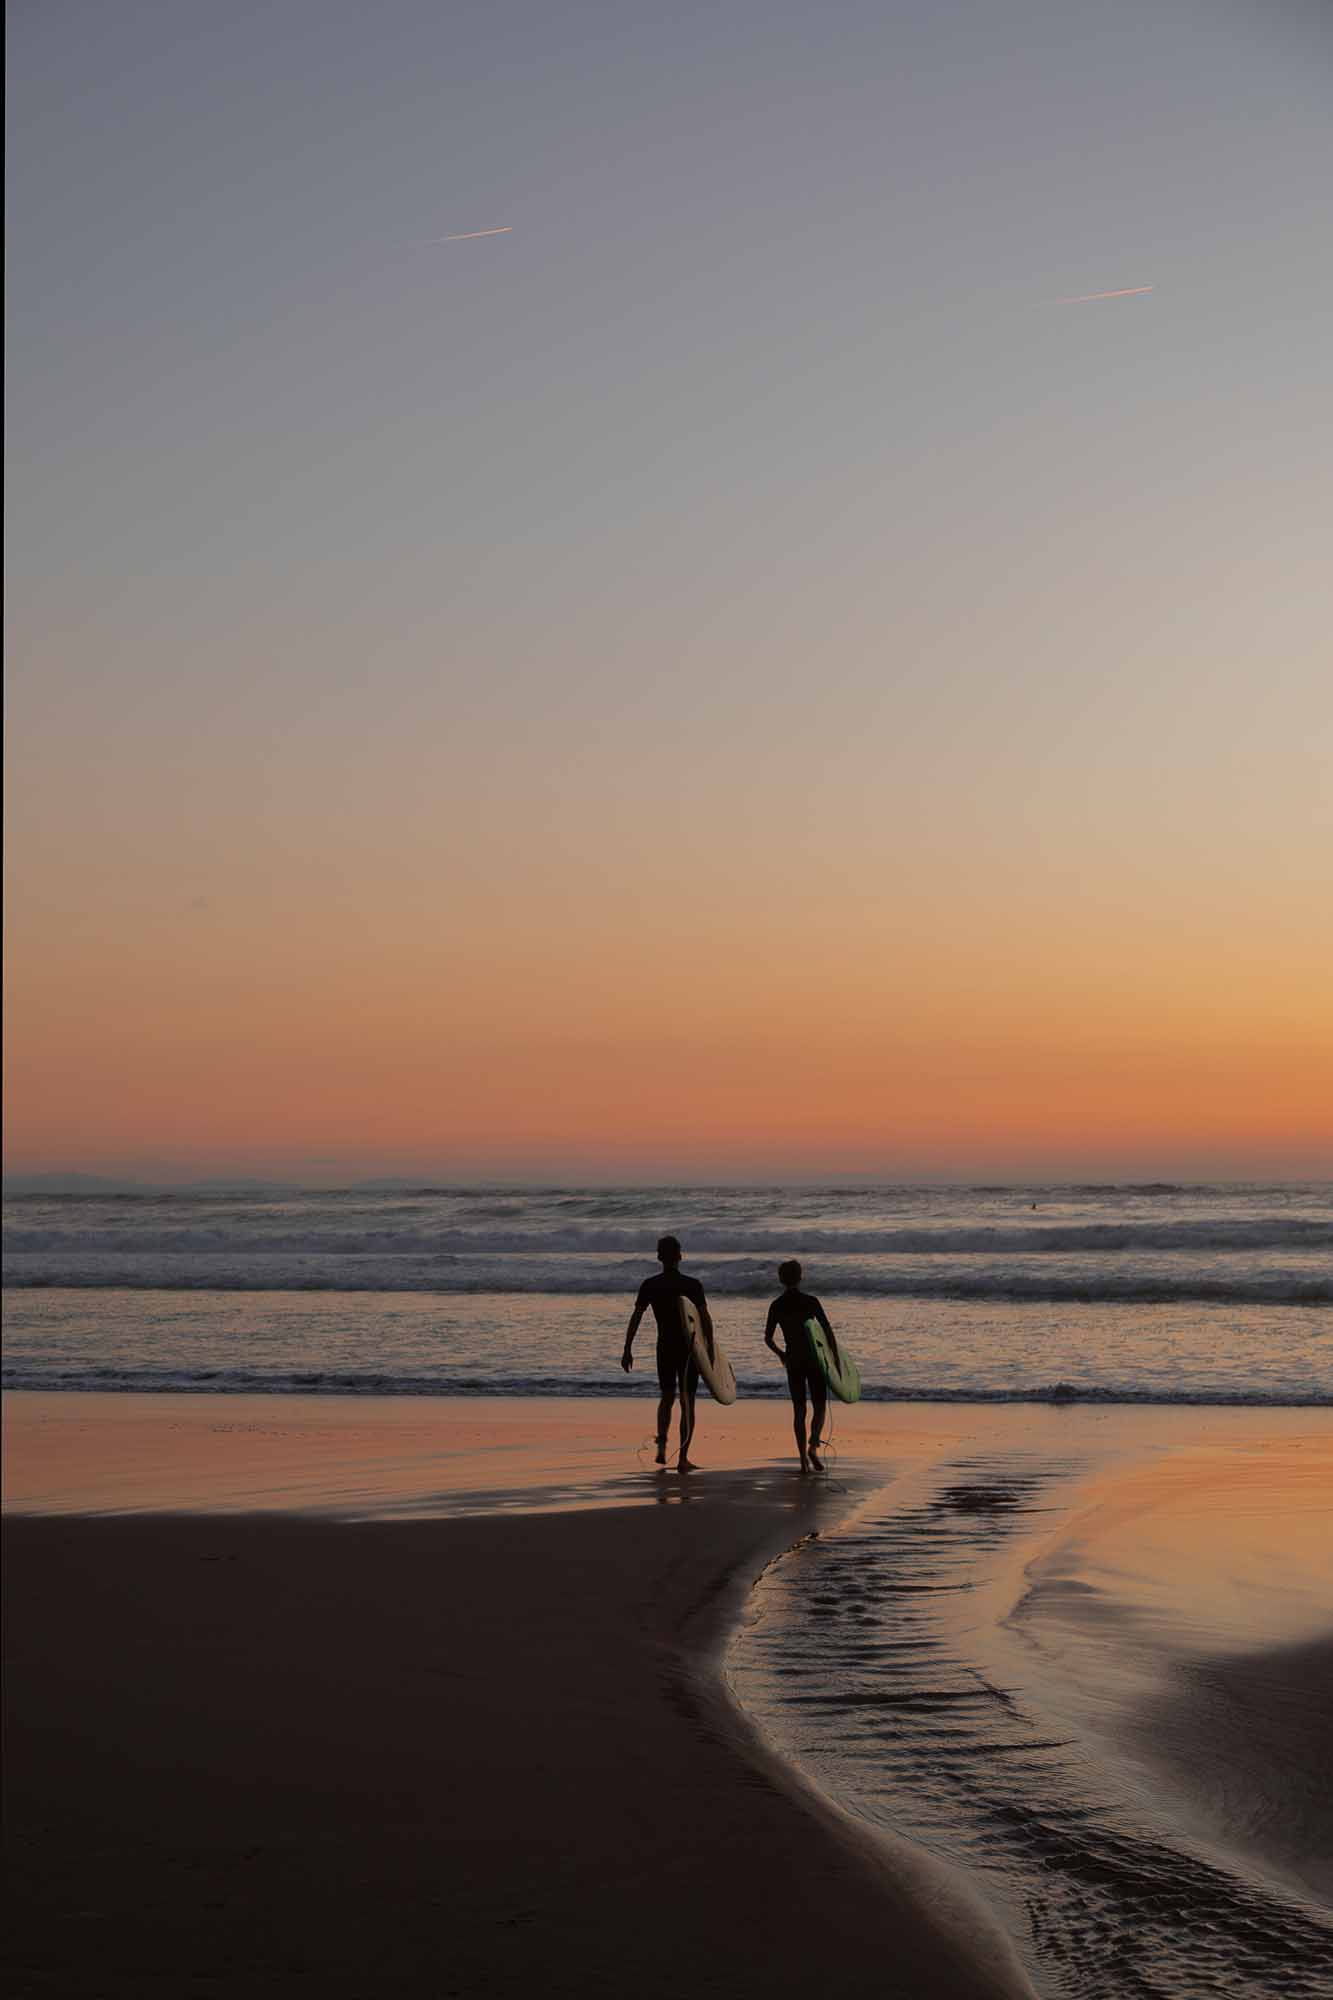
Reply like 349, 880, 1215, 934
3, 1394, 1030, 2000
720, 1406, 1332, 1997
1128, 1632, 1333, 1907
1007, 1437, 1333, 1919
7, 1393, 1330, 1998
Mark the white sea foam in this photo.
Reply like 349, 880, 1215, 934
5, 1218, 1329, 1257
5, 1184, 1330, 1301
4, 1259, 1329, 1304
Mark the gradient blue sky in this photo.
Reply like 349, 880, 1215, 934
7, 0, 1332, 1180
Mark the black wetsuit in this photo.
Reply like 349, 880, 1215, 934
765, 1288, 834, 1408
632, 1269, 709, 1396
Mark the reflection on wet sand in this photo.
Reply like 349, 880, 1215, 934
730, 1419, 1333, 2000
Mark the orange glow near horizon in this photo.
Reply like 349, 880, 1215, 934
6, 837, 1330, 1178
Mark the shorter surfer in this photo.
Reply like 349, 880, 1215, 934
622, 1236, 715, 1470
764, 1260, 838, 1474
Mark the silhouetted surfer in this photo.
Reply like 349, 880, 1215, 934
622, 1235, 714, 1470
764, 1260, 838, 1474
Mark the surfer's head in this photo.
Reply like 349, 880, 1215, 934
778, 1259, 802, 1288
656, 1234, 682, 1267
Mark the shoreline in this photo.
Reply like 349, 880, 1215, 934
4, 1486, 1033, 1998
7, 1272, 1330, 1413
7, 1382, 1332, 1407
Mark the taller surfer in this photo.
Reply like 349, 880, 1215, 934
764, 1260, 839, 1473
622, 1235, 714, 1470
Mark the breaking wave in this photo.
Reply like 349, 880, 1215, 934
5, 1218, 1330, 1258
4, 1260, 1328, 1303
3, 1362, 1329, 1403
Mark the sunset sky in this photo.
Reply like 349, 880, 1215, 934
6, 0, 1331, 1183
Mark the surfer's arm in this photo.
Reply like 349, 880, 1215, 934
763, 1299, 786, 1361
622, 1287, 650, 1370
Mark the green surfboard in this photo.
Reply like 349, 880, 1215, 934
805, 1317, 861, 1404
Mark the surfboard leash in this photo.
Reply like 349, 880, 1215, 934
636, 1429, 682, 1471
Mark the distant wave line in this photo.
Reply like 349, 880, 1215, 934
6, 1220, 1329, 1256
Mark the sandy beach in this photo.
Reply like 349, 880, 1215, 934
5, 1392, 1330, 1998
3, 1395, 1031, 2000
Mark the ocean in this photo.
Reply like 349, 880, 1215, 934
3, 1181, 1330, 1400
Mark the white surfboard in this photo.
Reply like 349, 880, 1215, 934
680, 1297, 737, 1404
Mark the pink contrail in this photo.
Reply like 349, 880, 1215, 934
430, 226, 514, 242
1055, 284, 1154, 305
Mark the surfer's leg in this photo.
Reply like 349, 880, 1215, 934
809, 1388, 827, 1471
678, 1363, 700, 1469
787, 1368, 809, 1470
654, 1343, 676, 1462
